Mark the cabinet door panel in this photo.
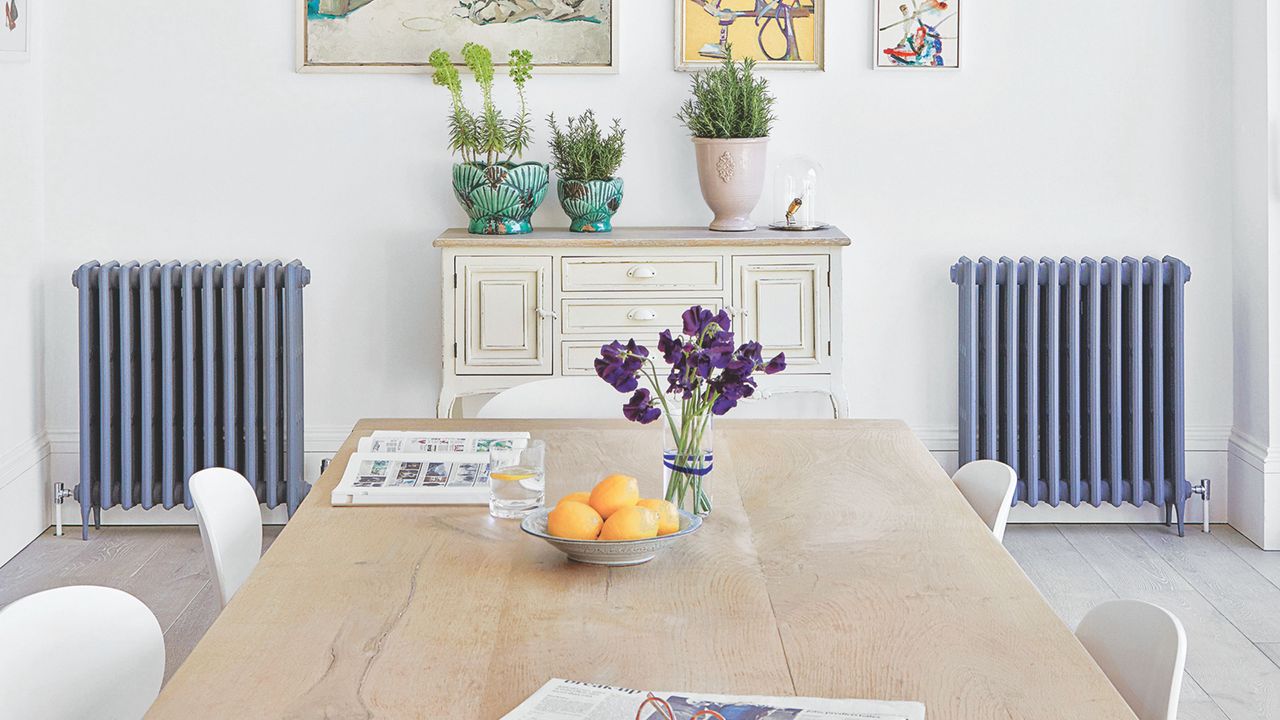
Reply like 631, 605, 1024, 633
734, 256, 829, 371
457, 256, 552, 375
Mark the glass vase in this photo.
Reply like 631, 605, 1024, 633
661, 406, 714, 517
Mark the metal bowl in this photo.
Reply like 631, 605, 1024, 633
520, 507, 703, 566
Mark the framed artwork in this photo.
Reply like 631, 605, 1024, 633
0, 0, 28, 62
298, 0, 618, 74
675, 1, 824, 72
874, 0, 960, 69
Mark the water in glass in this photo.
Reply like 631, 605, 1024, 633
488, 440, 545, 519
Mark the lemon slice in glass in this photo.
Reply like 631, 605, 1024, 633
490, 465, 539, 482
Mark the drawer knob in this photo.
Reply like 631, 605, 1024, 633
627, 265, 657, 280
627, 308, 657, 321
536, 307, 559, 320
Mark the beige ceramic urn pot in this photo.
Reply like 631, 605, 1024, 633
692, 136, 769, 232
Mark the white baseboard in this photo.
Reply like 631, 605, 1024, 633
1227, 429, 1280, 550
0, 435, 51, 565
31, 423, 1236, 530
919, 425, 1231, 524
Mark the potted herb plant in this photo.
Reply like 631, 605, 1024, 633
677, 48, 777, 232
547, 110, 626, 233
430, 44, 547, 235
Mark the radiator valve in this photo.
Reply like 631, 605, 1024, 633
1190, 479, 1211, 534
53, 483, 75, 537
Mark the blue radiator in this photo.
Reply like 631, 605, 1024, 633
72, 260, 311, 540
950, 256, 1193, 535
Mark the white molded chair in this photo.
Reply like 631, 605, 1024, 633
189, 468, 263, 608
478, 377, 623, 419
0, 586, 164, 719
952, 460, 1018, 543
1076, 600, 1186, 720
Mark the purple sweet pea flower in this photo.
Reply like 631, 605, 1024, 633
657, 329, 684, 364
595, 339, 649, 393
764, 352, 786, 375
623, 388, 662, 424
681, 306, 734, 342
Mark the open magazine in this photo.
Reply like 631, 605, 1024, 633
330, 431, 530, 506
502, 680, 925, 720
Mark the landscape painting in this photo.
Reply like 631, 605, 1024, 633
676, 0, 823, 71
300, 0, 617, 73
875, 0, 960, 69
0, 0, 28, 60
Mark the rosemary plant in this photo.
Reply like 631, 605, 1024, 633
546, 110, 626, 181
676, 47, 776, 139
430, 43, 535, 166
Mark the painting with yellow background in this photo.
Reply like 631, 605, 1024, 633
680, 0, 821, 69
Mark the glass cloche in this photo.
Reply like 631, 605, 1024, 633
769, 155, 829, 231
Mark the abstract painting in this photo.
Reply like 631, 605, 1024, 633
675, 1, 824, 71
299, 0, 617, 73
0, 0, 28, 60
875, 0, 960, 69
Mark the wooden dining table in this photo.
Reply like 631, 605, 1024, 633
147, 419, 1136, 719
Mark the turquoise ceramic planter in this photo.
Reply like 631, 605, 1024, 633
557, 177, 624, 233
452, 161, 549, 235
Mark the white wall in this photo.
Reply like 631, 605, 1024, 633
31, 2, 1237, 525
1228, 0, 1280, 549
0, 18, 48, 563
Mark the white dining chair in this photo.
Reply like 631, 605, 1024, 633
1076, 600, 1186, 720
951, 459, 1018, 543
0, 586, 164, 719
478, 377, 623, 419
189, 467, 263, 608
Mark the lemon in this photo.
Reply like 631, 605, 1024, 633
636, 498, 680, 536
557, 491, 592, 507
547, 501, 603, 540
599, 506, 660, 541
588, 474, 640, 520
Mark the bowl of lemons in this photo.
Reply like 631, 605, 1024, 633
521, 474, 703, 566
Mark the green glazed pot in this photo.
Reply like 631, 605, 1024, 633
557, 177, 624, 233
452, 161, 549, 235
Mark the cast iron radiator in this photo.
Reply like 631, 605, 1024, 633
950, 256, 1194, 535
72, 260, 311, 540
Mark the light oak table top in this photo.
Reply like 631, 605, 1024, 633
148, 419, 1134, 720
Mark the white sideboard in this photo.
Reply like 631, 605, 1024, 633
433, 226, 851, 418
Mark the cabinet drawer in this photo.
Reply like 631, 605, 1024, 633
560, 298, 722, 335
561, 257, 723, 292
561, 339, 610, 376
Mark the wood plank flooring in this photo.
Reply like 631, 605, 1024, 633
1005, 525, 1280, 720
0, 523, 1275, 719
0, 525, 282, 681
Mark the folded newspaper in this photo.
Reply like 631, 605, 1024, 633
330, 431, 530, 506
502, 679, 925, 720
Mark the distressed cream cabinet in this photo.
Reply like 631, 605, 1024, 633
434, 227, 851, 418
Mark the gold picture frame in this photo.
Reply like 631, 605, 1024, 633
675, 0, 824, 72
298, 0, 620, 74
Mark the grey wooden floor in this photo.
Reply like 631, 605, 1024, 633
0, 524, 1277, 718
1004, 524, 1280, 720
0, 525, 282, 682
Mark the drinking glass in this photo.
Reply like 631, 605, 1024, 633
488, 440, 546, 519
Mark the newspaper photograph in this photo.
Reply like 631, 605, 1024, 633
501, 680, 925, 720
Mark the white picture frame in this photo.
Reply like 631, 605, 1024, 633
873, 0, 961, 70
0, 0, 30, 63
675, 0, 825, 72
297, 0, 620, 75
